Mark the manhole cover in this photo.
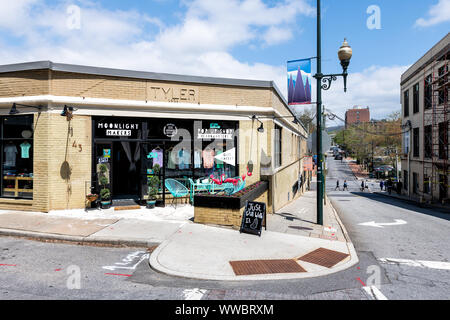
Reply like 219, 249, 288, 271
229, 259, 306, 276
297, 247, 349, 268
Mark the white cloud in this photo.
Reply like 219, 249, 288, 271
0, 0, 405, 120
263, 26, 293, 45
415, 0, 450, 27
319, 65, 409, 121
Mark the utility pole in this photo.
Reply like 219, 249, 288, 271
315, 0, 324, 225
313, 0, 352, 225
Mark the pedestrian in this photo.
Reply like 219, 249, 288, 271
380, 180, 384, 191
365, 180, 369, 191
361, 180, 365, 192
387, 179, 393, 195
335, 180, 340, 191
343, 180, 348, 191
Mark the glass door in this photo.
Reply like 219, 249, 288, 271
95, 143, 112, 200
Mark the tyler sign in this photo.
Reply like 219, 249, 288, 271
97, 122, 140, 137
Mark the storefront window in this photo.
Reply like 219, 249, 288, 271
92, 116, 238, 206
1, 115, 34, 199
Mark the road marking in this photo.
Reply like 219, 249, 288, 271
102, 251, 150, 271
104, 273, 132, 277
183, 288, 207, 300
362, 286, 388, 300
358, 219, 407, 228
0, 264, 16, 267
378, 258, 450, 270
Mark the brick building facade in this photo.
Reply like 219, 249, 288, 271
0, 61, 310, 215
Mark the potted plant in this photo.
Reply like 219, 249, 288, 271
98, 165, 111, 209
100, 188, 111, 209
147, 164, 160, 209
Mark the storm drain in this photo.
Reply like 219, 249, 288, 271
229, 259, 306, 276
297, 247, 349, 268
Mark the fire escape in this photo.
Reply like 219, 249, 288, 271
423, 45, 449, 203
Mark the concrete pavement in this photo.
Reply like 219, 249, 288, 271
0, 189, 358, 281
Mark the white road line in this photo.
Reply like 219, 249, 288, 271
362, 286, 388, 300
379, 258, 450, 270
183, 288, 207, 300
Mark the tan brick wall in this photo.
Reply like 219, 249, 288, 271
46, 114, 92, 211
0, 70, 50, 97
194, 190, 269, 228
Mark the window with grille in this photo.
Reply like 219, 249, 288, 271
424, 125, 432, 159
413, 83, 419, 113
403, 90, 409, 117
424, 75, 432, 110
413, 127, 420, 158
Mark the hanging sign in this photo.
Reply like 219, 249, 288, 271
287, 58, 312, 105
214, 148, 236, 166
197, 128, 234, 140
240, 201, 266, 237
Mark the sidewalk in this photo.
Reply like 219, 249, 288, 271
0, 191, 358, 281
346, 158, 369, 179
373, 190, 450, 213
150, 190, 358, 281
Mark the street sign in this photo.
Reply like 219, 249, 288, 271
307, 130, 331, 154
239, 201, 266, 236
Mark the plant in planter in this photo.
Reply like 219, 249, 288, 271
146, 164, 160, 209
98, 167, 111, 209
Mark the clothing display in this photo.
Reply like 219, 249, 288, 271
151, 148, 164, 167
215, 150, 224, 168
20, 142, 31, 159
194, 151, 202, 169
202, 149, 215, 169
178, 149, 190, 169
4, 144, 17, 166
167, 149, 177, 169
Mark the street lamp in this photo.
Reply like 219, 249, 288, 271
314, 0, 352, 225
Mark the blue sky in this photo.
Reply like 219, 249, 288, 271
0, 0, 448, 121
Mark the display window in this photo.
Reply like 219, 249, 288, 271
92, 116, 238, 206
1, 115, 34, 199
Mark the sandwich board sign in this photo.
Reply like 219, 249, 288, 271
239, 201, 266, 237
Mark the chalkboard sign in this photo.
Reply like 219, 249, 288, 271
240, 201, 266, 237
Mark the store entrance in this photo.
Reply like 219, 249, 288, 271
112, 141, 142, 200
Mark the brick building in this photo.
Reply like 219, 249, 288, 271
0, 61, 310, 219
345, 106, 370, 128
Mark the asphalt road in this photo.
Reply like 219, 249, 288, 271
0, 154, 448, 300
326, 153, 450, 299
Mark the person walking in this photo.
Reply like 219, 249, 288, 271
361, 180, 365, 192
343, 180, 348, 191
335, 180, 340, 191
380, 180, 384, 191
365, 180, 370, 192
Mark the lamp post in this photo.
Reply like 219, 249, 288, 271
313, 0, 352, 225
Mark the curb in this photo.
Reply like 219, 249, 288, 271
0, 228, 154, 248
149, 239, 359, 281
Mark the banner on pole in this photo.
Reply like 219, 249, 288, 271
287, 58, 312, 105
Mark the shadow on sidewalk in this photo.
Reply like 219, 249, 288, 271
348, 192, 450, 221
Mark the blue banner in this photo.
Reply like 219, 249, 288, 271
287, 58, 312, 105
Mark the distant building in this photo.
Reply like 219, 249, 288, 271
345, 106, 370, 128
400, 32, 449, 204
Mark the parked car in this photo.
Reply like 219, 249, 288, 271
334, 154, 343, 160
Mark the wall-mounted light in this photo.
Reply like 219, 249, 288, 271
9, 103, 43, 115
252, 115, 264, 133
61, 105, 78, 121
